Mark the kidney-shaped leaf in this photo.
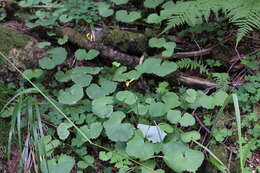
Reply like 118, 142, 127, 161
116, 91, 137, 105
80, 122, 103, 139
164, 149, 204, 172
104, 111, 134, 142
149, 102, 166, 117
57, 123, 73, 140
179, 113, 195, 127
136, 58, 177, 77
181, 131, 201, 143
97, 2, 114, 17
58, 85, 84, 105
116, 10, 141, 23
126, 131, 155, 160
39, 47, 67, 69
144, 0, 165, 8
92, 96, 114, 118
86, 78, 117, 99
71, 72, 92, 87
40, 154, 75, 173
75, 49, 100, 60
23, 69, 44, 80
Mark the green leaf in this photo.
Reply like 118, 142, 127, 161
86, 78, 117, 99
59, 14, 73, 23
213, 90, 228, 106
198, 94, 215, 109
132, 103, 148, 115
55, 70, 72, 82
72, 66, 102, 75
40, 154, 75, 173
159, 123, 173, 133
58, 85, 84, 105
58, 35, 69, 45
146, 13, 163, 23
167, 110, 181, 124
162, 140, 188, 154
92, 96, 114, 118
82, 155, 94, 167
144, 0, 165, 8
185, 89, 197, 103
149, 102, 166, 117
99, 151, 112, 161
97, 3, 114, 17
162, 42, 176, 57
23, 69, 43, 80
148, 38, 176, 57
71, 72, 92, 87
179, 113, 195, 127
116, 10, 141, 23
75, 49, 100, 60
37, 41, 51, 48
38, 136, 60, 156
136, 58, 177, 77
116, 91, 137, 105
162, 92, 181, 109
126, 131, 154, 160
80, 122, 103, 139
39, 47, 67, 69
104, 111, 134, 142
111, 0, 128, 5
164, 149, 204, 172
112, 66, 142, 82
149, 38, 166, 48
57, 123, 73, 140
181, 131, 201, 143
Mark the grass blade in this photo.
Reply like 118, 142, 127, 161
232, 94, 244, 173
192, 139, 228, 173
0, 88, 38, 114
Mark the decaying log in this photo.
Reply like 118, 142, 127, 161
58, 27, 139, 67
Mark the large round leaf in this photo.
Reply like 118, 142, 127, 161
104, 111, 134, 142
92, 96, 114, 118
164, 149, 204, 172
58, 85, 84, 105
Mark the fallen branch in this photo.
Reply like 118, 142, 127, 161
178, 74, 217, 88
58, 27, 139, 67
174, 47, 213, 58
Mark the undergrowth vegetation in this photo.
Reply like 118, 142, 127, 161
0, 0, 259, 173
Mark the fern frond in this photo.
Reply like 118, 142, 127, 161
176, 58, 209, 75
163, 0, 260, 43
212, 73, 230, 90
226, 0, 260, 43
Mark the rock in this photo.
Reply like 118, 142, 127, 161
0, 24, 39, 72
95, 28, 147, 56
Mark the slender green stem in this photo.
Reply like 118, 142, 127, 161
192, 140, 228, 173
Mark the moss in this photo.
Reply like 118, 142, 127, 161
0, 24, 30, 56
0, 25, 38, 72
97, 28, 147, 55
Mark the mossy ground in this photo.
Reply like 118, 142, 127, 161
97, 28, 147, 55
0, 24, 30, 56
